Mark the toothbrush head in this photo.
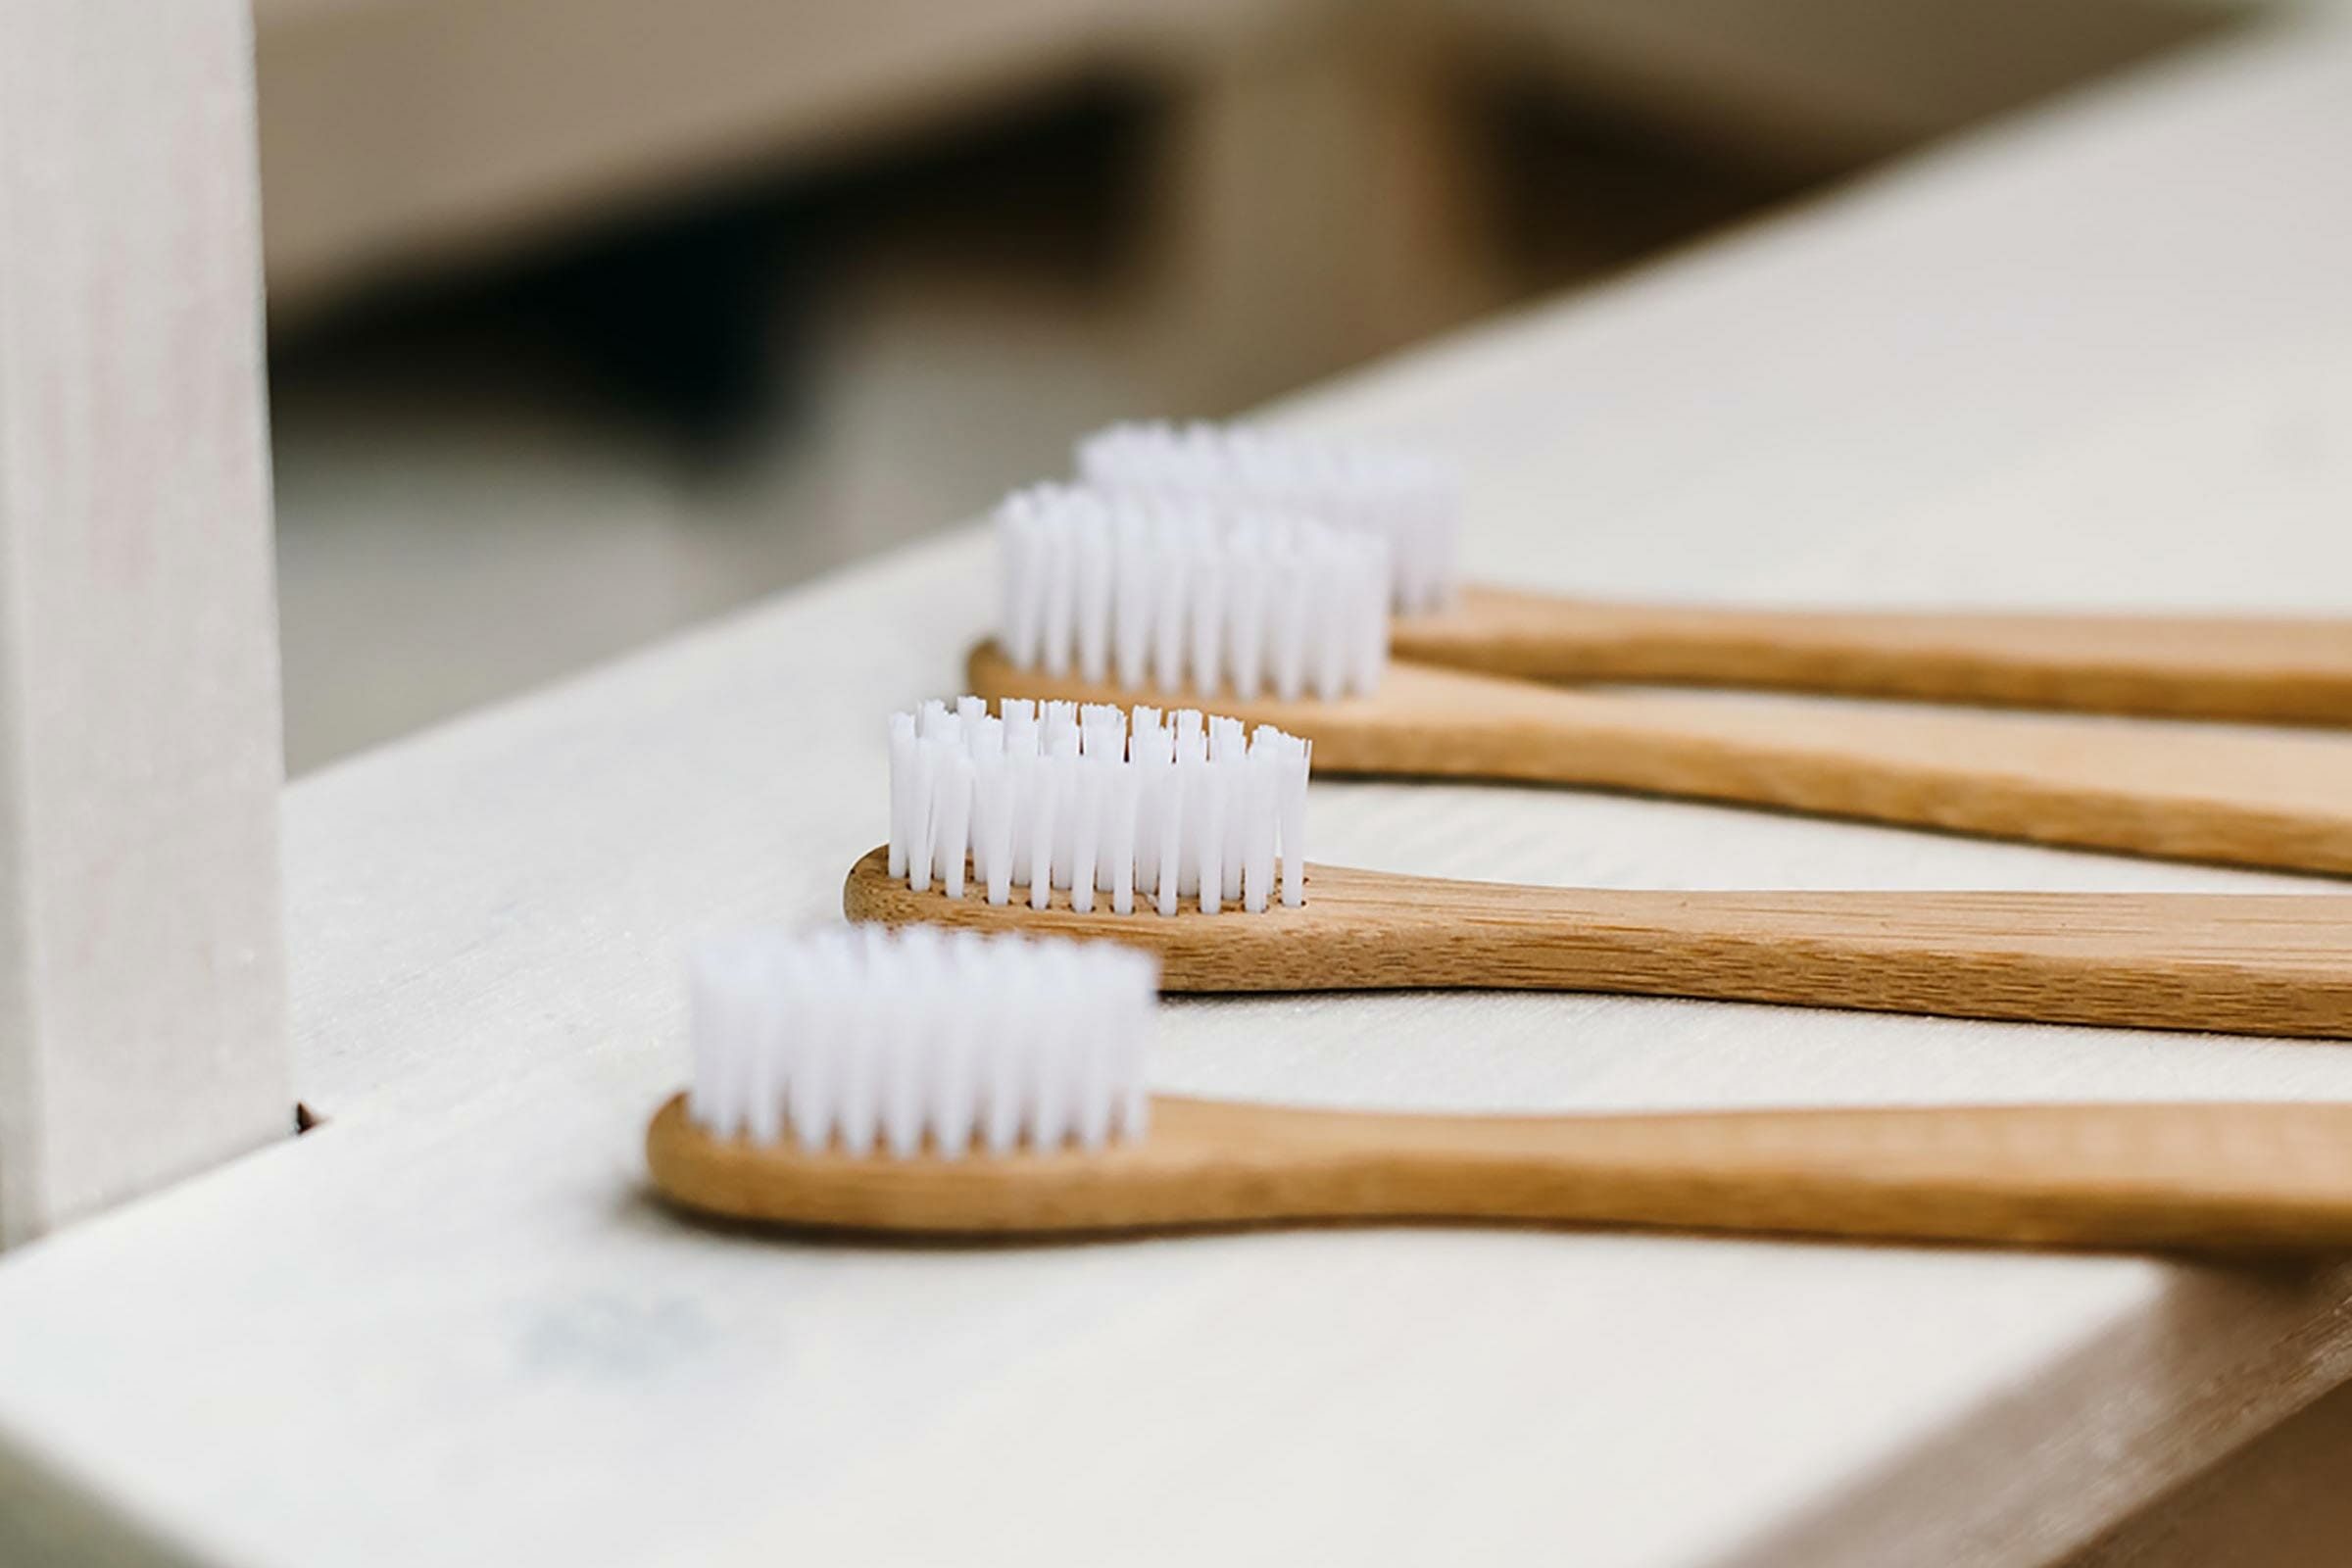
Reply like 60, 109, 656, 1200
887, 696, 1310, 917
1076, 419, 1458, 614
650, 930, 2352, 1250
996, 482, 1390, 702
682, 924, 1157, 1160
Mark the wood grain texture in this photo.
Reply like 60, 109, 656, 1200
970, 639, 2352, 875
0, 0, 291, 1246
843, 847, 2352, 1037
648, 1092, 2352, 1251
1395, 586, 2352, 724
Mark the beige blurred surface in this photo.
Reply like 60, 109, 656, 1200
269, 2, 2261, 774
270, 118, 1173, 769
252, 0, 2228, 315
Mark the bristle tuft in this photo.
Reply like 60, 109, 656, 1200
893, 697, 1310, 914
1076, 420, 1457, 612
997, 482, 1390, 700
688, 926, 1157, 1154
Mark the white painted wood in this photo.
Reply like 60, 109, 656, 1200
0, 0, 290, 1246
5, 17, 2352, 1565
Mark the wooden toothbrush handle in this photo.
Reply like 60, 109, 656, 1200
1394, 587, 2352, 724
965, 637, 2352, 876
841, 848, 2352, 1038
1224, 870, 2352, 1038
1347, 662, 2352, 877
650, 1092, 2352, 1251
1194, 1098, 2352, 1251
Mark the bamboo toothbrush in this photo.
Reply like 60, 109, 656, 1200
982, 484, 2352, 877
851, 698, 2352, 1039
1079, 419, 2352, 725
647, 925, 2352, 1251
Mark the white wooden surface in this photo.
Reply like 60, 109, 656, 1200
7, 18, 2352, 1565
0, 1, 290, 1247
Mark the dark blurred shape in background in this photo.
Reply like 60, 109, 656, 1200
261, 0, 2234, 770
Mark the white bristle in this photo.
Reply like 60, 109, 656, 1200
995, 482, 1391, 701
889, 697, 1311, 915
688, 925, 1157, 1155
1076, 419, 1458, 614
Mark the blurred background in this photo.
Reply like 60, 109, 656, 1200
265, 0, 2278, 772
